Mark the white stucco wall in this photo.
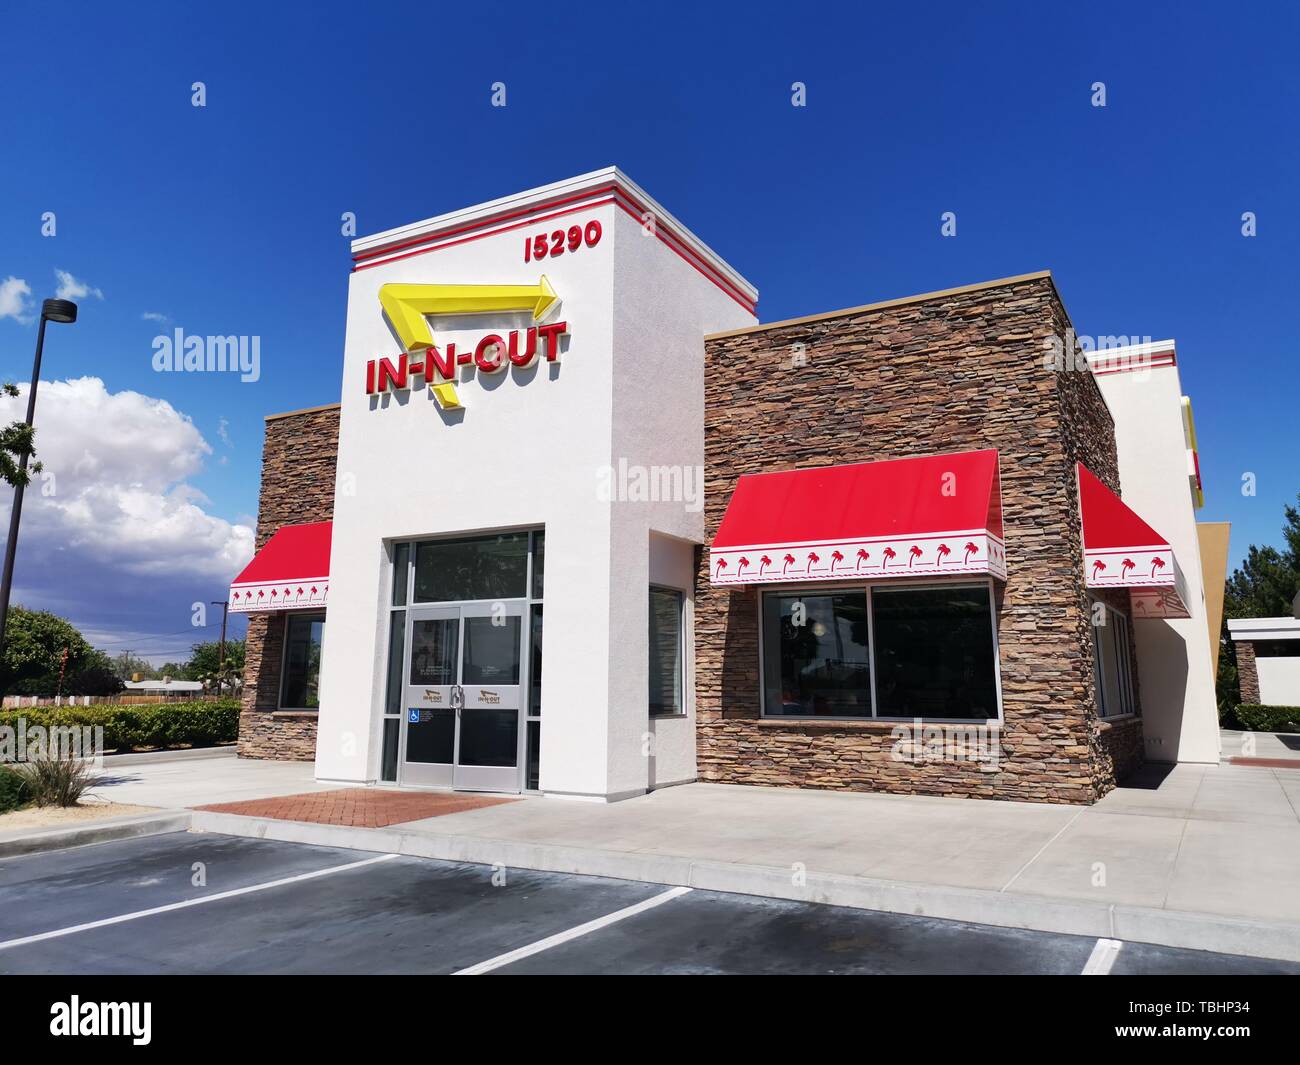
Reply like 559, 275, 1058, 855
314, 169, 755, 800
605, 206, 755, 797
1090, 344, 1221, 763
1257, 657, 1300, 706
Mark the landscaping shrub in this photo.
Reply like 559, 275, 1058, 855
0, 698, 240, 758
0, 765, 27, 812
1232, 704, 1300, 733
15, 754, 102, 807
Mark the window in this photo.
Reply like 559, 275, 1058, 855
379, 542, 409, 781
762, 591, 871, 717
413, 532, 529, 602
759, 583, 1001, 721
1092, 601, 1135, 718
531, 530, 545, 599
872, 586, 999, 721
280, 614, 325, 709
529, 604, 543, 715
1251, 639, 1300, 658
462, 615, 522, 685
649, 587, 684, 716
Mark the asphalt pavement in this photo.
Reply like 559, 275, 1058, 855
0, 832, 1294, 975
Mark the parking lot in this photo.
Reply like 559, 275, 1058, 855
0, 832, 1295, 975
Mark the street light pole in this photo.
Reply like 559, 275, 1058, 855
0, 298, 78, 662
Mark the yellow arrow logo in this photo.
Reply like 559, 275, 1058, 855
378, 277, 560, 408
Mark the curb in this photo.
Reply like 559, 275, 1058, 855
189, 810, 1300, 964
0, 811, 193, 860
101, 747, 237, 766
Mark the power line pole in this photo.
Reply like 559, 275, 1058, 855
210, 600, 229, 694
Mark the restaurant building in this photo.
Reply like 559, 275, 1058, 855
230, 168, 1225, 804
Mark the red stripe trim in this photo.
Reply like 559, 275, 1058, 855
607, 188, 756, 313
1090, 351, 1177, 377
350, 183, 757, 316
352, 198, 619, 273
353, 183, 619, 263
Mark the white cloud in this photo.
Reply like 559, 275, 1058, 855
54, 269, 104, 302
0, 377, 254, 654
141, 311, 170, 324
0, 276, 33, 324
217, 416, 232, 447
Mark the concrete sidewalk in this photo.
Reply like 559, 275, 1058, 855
1220, 729, 1300, 763
92, 752, 335, 808
87, 750, 1300, 961
394, 762, 1300, 924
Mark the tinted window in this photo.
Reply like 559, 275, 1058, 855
762, 592, 871, 717
280, 614, 325, 709
649, 587, 683, 716
872, 587, 997, 720
414, 533, 528, 602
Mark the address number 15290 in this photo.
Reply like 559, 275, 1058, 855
524, 219, 602, 262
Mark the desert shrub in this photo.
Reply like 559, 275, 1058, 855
14, 754, 102, 807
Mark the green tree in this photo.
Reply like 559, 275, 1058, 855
0, 382, 43, 488
63, 648, 125, 697
184, 639, 245, 681
1217, 494, 1300, 711
0, 607, 124, 696
110, 652, 158, 682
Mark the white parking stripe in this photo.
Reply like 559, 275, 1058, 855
0, 852, 399, 952
454, 886, 692, 975
1082, 937, 1123, 975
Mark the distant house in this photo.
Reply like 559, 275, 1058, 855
123, 677, 205, 695
1227, 618, 1300, 707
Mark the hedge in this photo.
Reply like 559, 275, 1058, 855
1231, 704, 1300, 733
0, 766, 27, 812
0, 699, 240, 757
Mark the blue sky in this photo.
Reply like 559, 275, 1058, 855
0, 1, 1296, 659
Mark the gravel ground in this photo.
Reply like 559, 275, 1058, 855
0, 801, 153, 831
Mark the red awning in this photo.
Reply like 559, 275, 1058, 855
229, 521, 331, 614
710, 450, 1005, 585
1078, 464, 1189, 619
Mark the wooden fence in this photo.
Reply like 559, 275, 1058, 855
1, 692, 230, 708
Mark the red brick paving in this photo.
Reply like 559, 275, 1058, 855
1227, 757, 1300, 770
196, 789, 517, 827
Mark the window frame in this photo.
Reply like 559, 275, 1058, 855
277, 611, 327, 711
756, 577, 1003, 725
1090, 597, 1136, 720
376, 526, 545, 790
648, 584, 687, 719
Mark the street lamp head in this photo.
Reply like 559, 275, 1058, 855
41, 299, 77, 324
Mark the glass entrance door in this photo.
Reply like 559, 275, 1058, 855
401, 606, 459, 788
454, 602, 524, 792
398, 602, 525, 792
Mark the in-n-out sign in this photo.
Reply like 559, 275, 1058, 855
367, 276, 568, 410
